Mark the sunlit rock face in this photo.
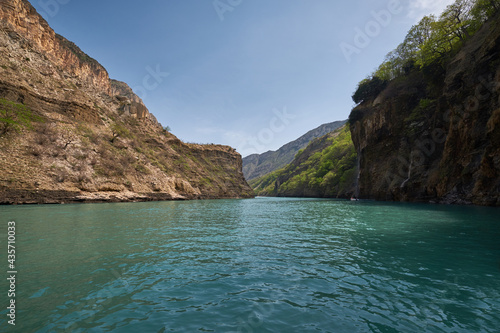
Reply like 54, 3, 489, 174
0, 0, 254, 204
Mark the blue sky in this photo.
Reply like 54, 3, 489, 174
30, 0, 454, 156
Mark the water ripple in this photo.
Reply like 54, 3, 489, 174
1, 199, 499, 332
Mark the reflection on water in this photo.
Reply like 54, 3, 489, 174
0, 198, 499, 332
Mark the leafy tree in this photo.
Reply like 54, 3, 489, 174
471, 0, 500, 22
375, 50, 402, 81
374, 15, 436, 80
110, 122, 130, 143
407, 16, 435, 47
442, 0, 476, 41
416, 19, 457, 67
406, 16, 436, 64
417, 0, 477, 67
365, 0, 499, 85
0, 98, 42, 135
352, 77, 388, 104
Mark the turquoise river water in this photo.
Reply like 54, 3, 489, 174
0, 198, 499, 332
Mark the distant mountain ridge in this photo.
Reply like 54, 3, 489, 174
243, 120, 346, 181
250, 125, 357, 198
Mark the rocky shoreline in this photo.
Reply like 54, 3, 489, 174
0, 188, 253, 205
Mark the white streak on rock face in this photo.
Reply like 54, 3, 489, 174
401, 157, 412, 189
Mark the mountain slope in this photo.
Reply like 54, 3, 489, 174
251, 125, 357, 198
243, 120, 346, 181
0, 0, 254, 204
349, 10, 500, 206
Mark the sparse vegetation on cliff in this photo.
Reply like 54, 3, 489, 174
0, 0, 254, 204
0, 98, 42, 135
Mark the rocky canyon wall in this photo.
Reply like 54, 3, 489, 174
350, 15, 500, 206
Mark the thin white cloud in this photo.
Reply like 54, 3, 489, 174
407, 0, 456, 21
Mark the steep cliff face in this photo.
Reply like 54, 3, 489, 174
0, 0, 253, 203
350, 15, 500, 206
0, 0, 110, 93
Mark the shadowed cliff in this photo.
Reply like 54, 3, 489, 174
350, 11, 500, 206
